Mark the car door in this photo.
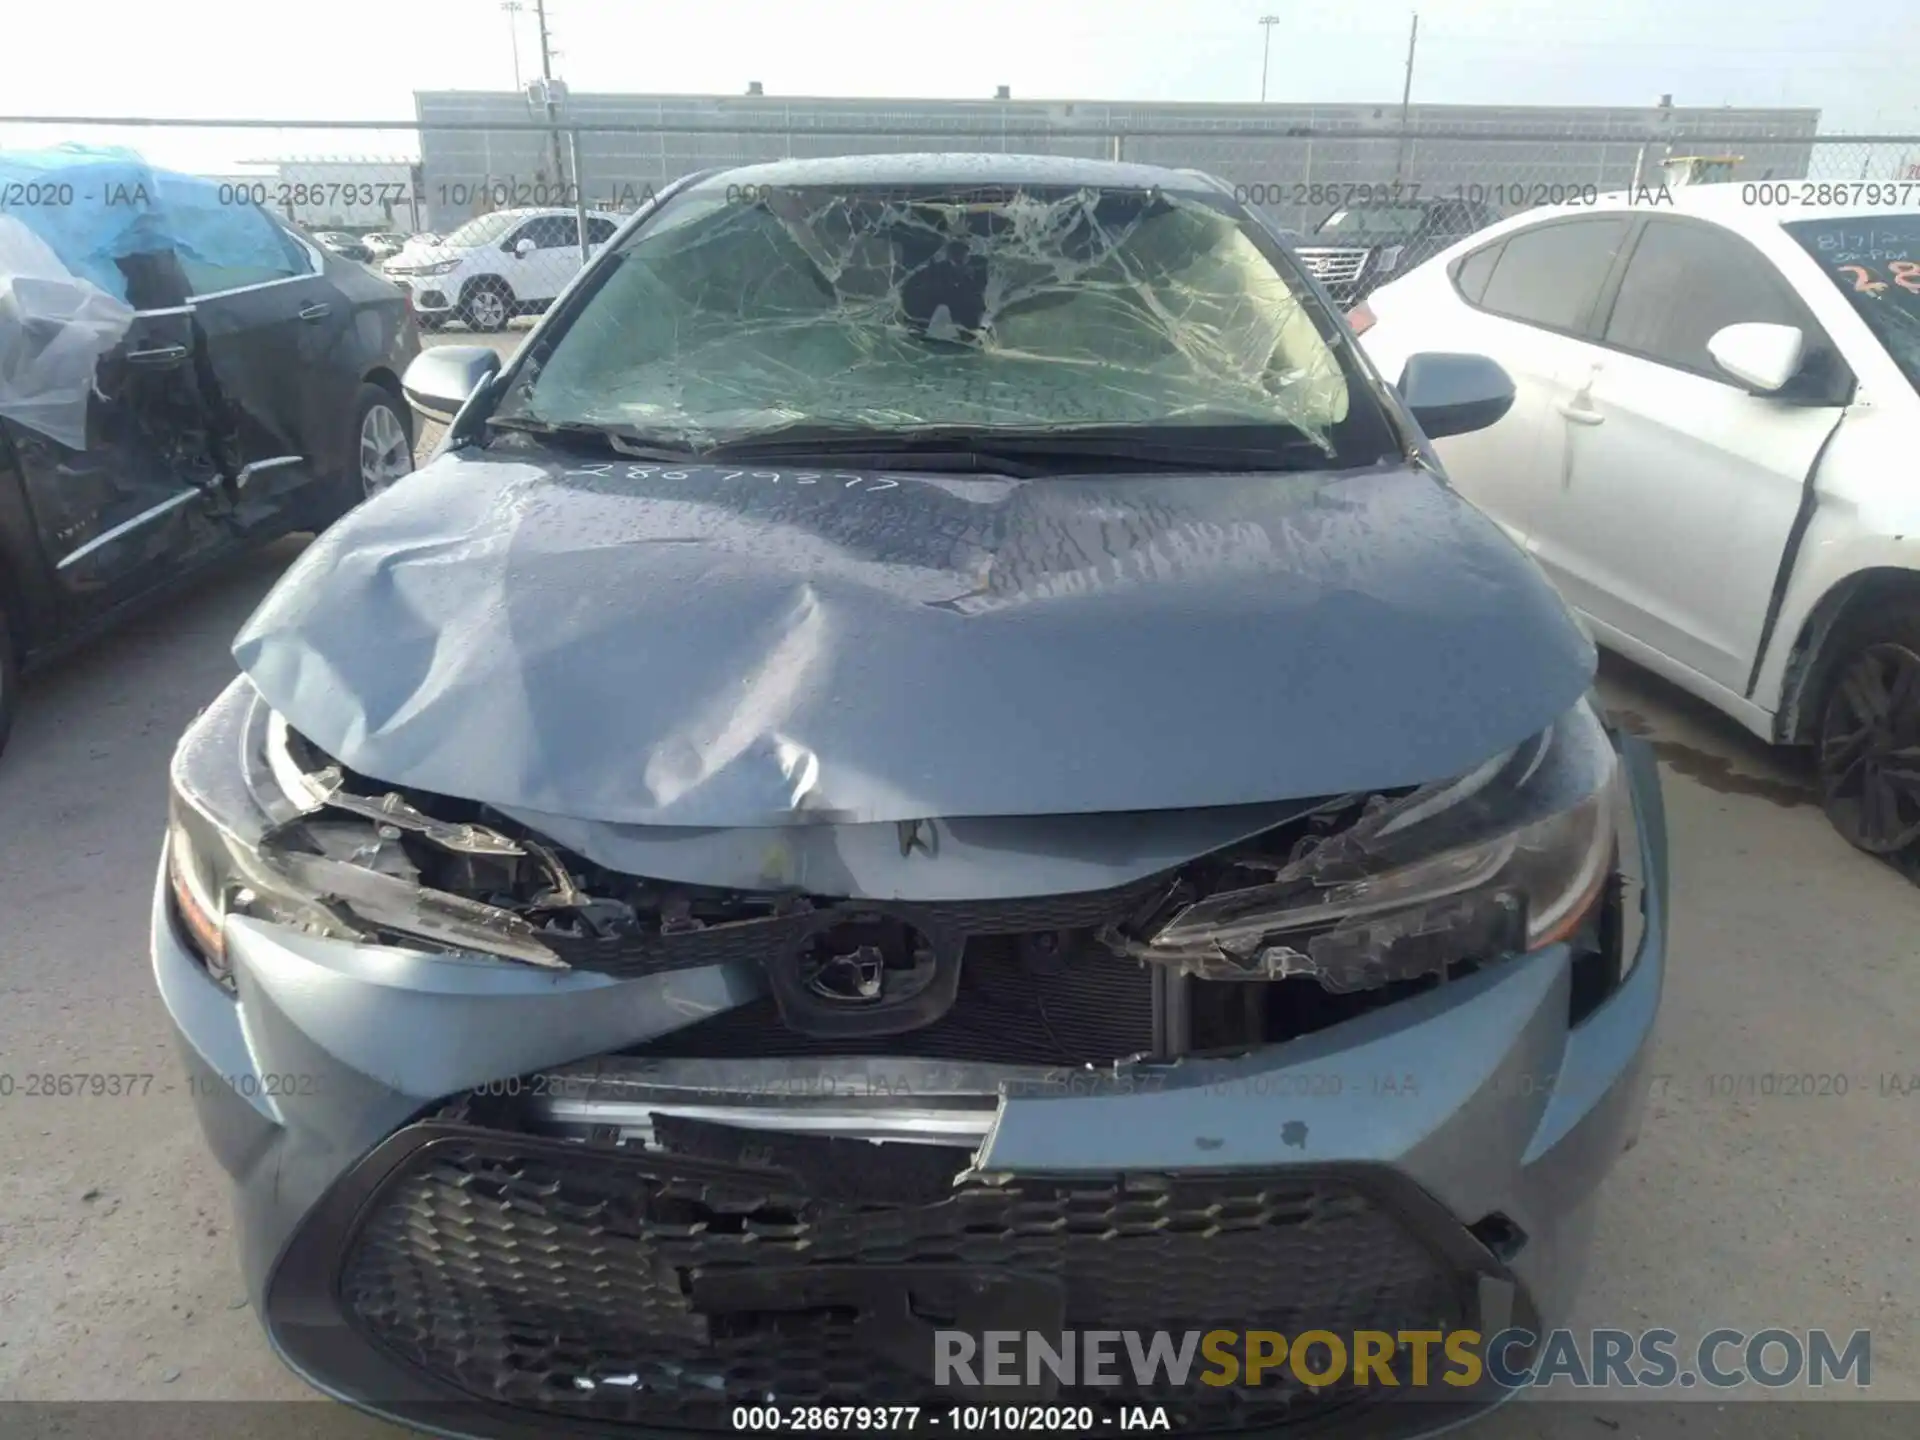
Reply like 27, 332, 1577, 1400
517, 213, 581, 304
585, 215, 619, 257
1417, 215, 1634, 548
1524, 216, 1850, 693
5, 283, 234, 620
182, 210, 353, 532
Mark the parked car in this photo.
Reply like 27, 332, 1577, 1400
380, 205, 624, 330
0, 152, 419, 758
1294, 196, 1505, 306
1357, 190, 1920, 860
361, 231, 410, 261
311, 230, 374, 264
159, 155, 1667, 1438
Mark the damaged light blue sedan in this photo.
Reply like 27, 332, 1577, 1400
155, 154, 1669, 1439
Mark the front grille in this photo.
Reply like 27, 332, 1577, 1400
537, 871, 1175, 979
632, 937, 1157, 1066
1295, 246, 1369, 284
336, 1131, 1472, 1433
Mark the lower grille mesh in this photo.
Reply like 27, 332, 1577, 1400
338, 1133, 1467, 1433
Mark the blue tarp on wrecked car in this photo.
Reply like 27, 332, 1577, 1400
0, 145, 307, 447
0, 144, 295, 302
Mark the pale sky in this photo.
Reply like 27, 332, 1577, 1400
3, 0, 1911, 173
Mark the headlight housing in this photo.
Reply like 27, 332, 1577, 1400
407, 258, 459, 276
165, 683, 366, 985
165, 679, 565, 984
1112, 700, 1622, 990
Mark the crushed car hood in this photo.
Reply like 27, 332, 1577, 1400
233, 450, 1595, 828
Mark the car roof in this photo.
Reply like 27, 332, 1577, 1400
475, 205, 624, 220
1524, 184, 1919, 234
700, 151, 1229, 194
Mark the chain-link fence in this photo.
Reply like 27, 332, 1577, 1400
4, 112, 1917, 332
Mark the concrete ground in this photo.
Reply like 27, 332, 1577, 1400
0, 345, 1913, 1434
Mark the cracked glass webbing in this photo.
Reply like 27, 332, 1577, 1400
494, 183, 1349, 450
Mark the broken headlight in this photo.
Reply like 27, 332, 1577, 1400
165, 679, 567, 985
165, 682, 365, 985
1115, 700, 1621, 990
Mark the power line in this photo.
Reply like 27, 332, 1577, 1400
501, 2, 524, 91
532, 0, 566, 181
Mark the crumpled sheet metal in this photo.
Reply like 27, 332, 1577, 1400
0, 215, 134, 450
0, 145, 295, 303
233, 451, 1597, 830
517, 183, 1349, 452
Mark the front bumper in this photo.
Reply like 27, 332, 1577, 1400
383, 271, 457, 313
156, 739, 1669, 1438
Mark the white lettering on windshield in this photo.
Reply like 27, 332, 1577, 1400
558, 464, 905, 492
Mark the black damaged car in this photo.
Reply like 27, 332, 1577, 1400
0, 153, 420, 755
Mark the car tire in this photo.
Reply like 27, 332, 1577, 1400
1814, 597, 1920, 858
458, 279, 513, 333
0, 595, 19, 762
348, 383, 415, 505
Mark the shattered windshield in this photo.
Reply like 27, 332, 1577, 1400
491, 180, 1355, 453
1785, 215, 1920, 393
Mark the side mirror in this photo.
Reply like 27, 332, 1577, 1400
1396, 352, 1516, 440
1707, 322, 1805, 393
401, 346, 502, 424
514, 236, 537, 258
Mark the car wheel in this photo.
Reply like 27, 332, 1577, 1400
0, 597, 18, 762
1815, 602, 1920, 856
354, 384, 415, 500
459, 280, 512, 333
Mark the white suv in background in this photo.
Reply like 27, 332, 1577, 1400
1356, 190, 1920, 860
381, 206, 624, 331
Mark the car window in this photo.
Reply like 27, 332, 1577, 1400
179, 208, 316, 296
1784, 214, 1920, 396
442, 212, 520, 248
513, 215, 578, 249
1604, 219, 1811, 376
1451, 240, 1504, 305
586, 218, 617, 244
1477, 217, 1631, 332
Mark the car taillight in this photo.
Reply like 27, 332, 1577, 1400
1346, 300, 1377, 335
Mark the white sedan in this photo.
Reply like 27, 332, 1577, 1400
1356, 187, 1920, 859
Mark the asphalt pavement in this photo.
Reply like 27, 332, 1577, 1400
0, 338, 1913, 1434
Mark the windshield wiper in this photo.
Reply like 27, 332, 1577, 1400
484, 416, 701, 462
704, 426, 1336, 474
486, 417, 1338, 475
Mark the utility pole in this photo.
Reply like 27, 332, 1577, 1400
534, 0, 566, 183
1259, 15, 1280, 103
1393, 12, 1418, 181
501, 1, 523, 92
